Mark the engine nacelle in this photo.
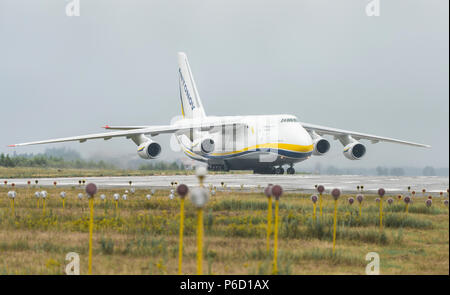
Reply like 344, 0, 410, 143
193, 138, 215, 155
137, 140, 162, 159
312, 137, 331, 156
343, 142, 366, 160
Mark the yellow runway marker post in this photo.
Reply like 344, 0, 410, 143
317, 185, 325, 217
311, 195, 318, 223
112, 193, 119, 215
41, 191, 47, 216
177, 184, 189, 275
356, 194, 364, 218
404, 196, 411, 213
8, 191, 16, 217
191, 167, 209, 275
331, 188, 341, 255
85, 183, 98, 275
378, 188, 385, 230
27, 180, 31, 199
34, 192, 40, 208
264, 184, 273, 253
60, 192, 66, 209
271, 185, 283, 275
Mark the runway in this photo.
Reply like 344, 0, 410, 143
5, 174, 449, 195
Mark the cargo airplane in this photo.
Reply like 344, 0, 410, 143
9, 53, 430, 174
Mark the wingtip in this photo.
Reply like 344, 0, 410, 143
102, 125, 110, 129
7, 144, 16, 147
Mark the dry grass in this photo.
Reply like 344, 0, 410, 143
0, 185, 448, 275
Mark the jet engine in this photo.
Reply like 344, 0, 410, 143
309, 131, 330, 156
312, 137, 331, 156
193, 138, 215, 155
137, 140, 162, 159
343, 141, 366, 160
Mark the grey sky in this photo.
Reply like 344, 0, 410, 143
0, 0, 448, 169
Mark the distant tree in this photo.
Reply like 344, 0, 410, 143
390, 167, 405, 176
376, 166, 389, 176
423, 166, 436, 176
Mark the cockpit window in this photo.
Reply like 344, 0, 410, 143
281, 118, 298, 123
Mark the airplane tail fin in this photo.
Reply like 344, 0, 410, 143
177, 52, 206, 119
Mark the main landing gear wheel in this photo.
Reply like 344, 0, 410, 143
287, 167, 295, 175
275, 167, 284, 174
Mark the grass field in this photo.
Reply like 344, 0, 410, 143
0, 185, 448, 275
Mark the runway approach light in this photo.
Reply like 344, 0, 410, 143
331, 188, 341, 201
271, 185, 283, 200
8, 191, 16, 199
357, 194, 364, 203
146, 194, 151, 200
375, 198, 380, 203
11, 183, 15, 188
190, 187, 209, 208
113, 193, 120, 201
86, 183, 97, 198
125, 190, 129, 194
151, 189, 156, 195
195, 166, 207, 187
311, 195, 318, 203
169, 193, 175, 200
387, 198, 394, 205
34, 192, 40, 199
40, 191, 47, 199
78, 193, 83, 200
378, 188, 386, 198
177, 184, 189, 199
426, 199, 432, 208
122, 194, 127, 201
348, 197, 354, 205
100, 194, 106, 201
444, 200, 449, 207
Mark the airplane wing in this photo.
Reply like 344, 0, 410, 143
300, 122, 431, 148
9, 121, 246, 147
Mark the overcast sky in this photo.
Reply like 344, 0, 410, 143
0, 0, 448, 169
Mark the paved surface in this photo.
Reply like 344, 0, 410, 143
4, 174, 449, 195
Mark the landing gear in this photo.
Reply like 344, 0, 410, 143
287, 167, 295, 175
275, 167, 284, 175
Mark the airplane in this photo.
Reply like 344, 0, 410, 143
9, 52, 431, 174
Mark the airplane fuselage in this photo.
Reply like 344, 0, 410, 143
176, 114, 314, 173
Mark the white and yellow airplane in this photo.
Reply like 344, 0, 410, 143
9, 52, 430, 174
